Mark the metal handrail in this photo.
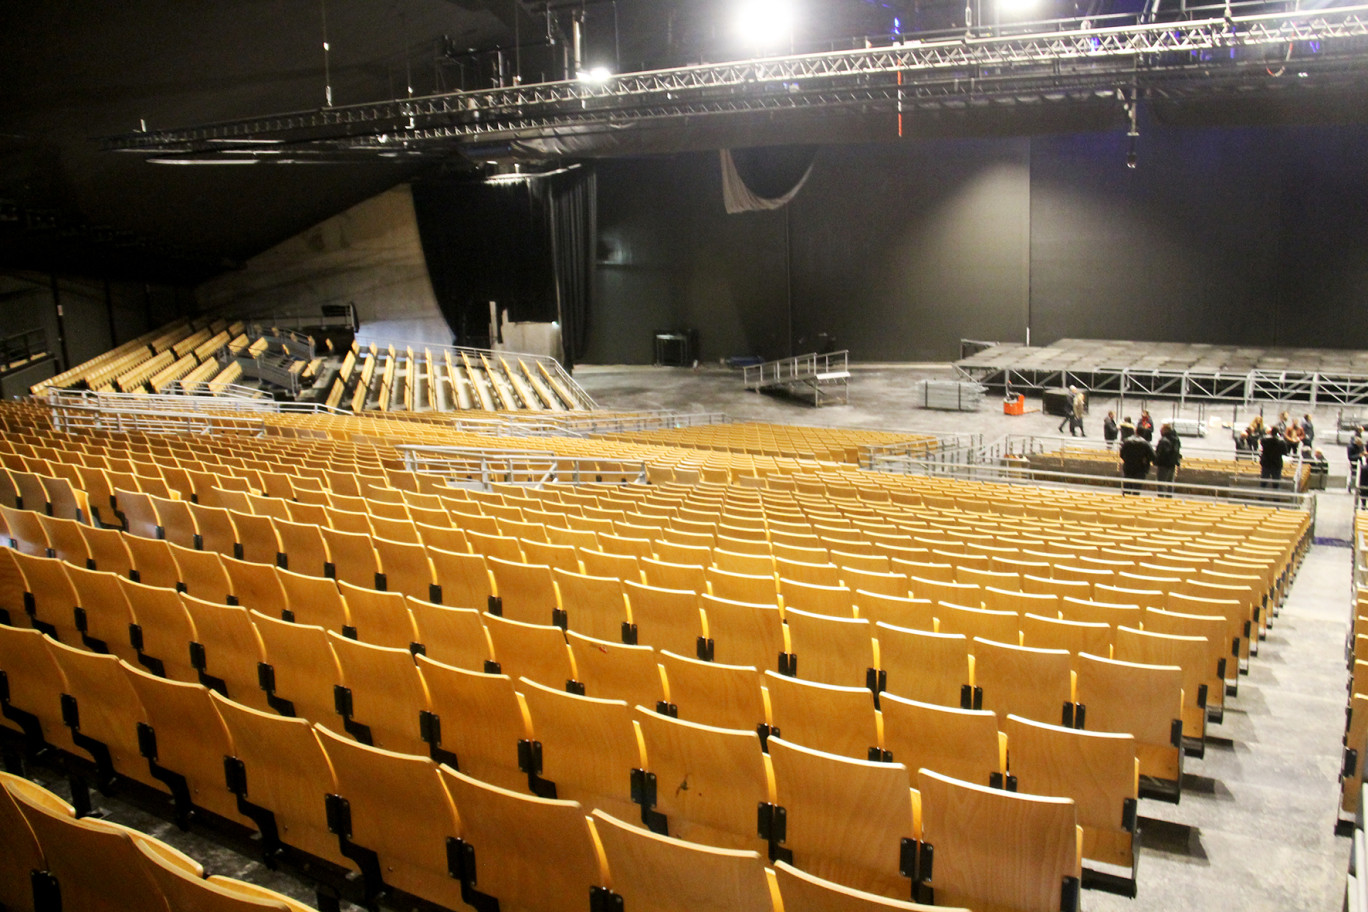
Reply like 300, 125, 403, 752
0, 328, 49, 368
46, 398, 267, 436
861, 433, 982, 469
395, 444, 648, 488
744, 351, 850, 391
868, 451, 1315, 510
46, 386, 353, 418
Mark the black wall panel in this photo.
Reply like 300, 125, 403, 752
589, 155, 786, 364
787, 139, 1030, 362
590, 122, 1368, 364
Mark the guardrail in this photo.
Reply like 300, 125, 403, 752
868, 449, 1315, 513
396, 445, 648, 488
441, 410, 728, 437
571, 411, 729, 434
46, 397, 266, 436
861, 433, 983, 470
46, 387, 353, 422
743, 350, 850, 391
175, 381, 270, 400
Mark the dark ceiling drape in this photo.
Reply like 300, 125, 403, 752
412, 168, 596, 367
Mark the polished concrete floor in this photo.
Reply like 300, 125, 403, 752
17, 363, 1358, 911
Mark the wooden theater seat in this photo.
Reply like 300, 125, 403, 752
328, 632, 429, 757
313, 725, 464, 910
592, 808, 778, 912
879, 693, 1005, 789
632, 707, 774, 852
439, 766, 606, 912
764, 736, 916, 899
913, 768, 1082, 912
414, 654, 530, 792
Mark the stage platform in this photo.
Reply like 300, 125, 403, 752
954, 339, 1368, 406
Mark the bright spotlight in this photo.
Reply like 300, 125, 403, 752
578, 66, 613, 84
736, 0, 795, 48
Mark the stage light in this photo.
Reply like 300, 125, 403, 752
735, 0, 795, 49
578, 66, 613, 84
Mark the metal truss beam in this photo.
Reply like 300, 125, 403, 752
958, 362, 1368, 406
102, 5, 1368, 156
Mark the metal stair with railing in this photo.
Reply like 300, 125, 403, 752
742, 351, 851, 406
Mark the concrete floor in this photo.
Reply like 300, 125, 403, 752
17, 362, 1358, 911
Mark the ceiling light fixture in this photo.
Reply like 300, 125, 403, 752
735, 0, 795, 50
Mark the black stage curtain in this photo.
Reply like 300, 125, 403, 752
412, 167, 595, 370
546, 167, 595, 371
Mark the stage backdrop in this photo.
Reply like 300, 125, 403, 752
587, 122, 1368, 364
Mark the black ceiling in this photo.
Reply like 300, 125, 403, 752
2, 0, 1364, 286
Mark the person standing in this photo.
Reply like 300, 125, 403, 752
1058, 386, 1077, 435
1118, 415, 1136, 442
1103, 411, 1119, 449
1136, 409, 1154, 442
1119, 432, 1155, 495
1058, 386, 1084, 436
1259, 426, 1287, 489
1301, 413, 1315, 451
1153, 423, 1182, 497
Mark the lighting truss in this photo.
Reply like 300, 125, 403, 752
102, 4, 1368, 156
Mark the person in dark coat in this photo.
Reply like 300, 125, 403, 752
1136, 410, 1154, 442
1153, 423, 1182, 497
1118, 416, 1136, 442
1259, 427, 1287, 488
1119, 433, 1155, 495
1103, 411, 1119, 449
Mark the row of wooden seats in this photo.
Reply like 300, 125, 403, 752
0, 469, 1273, 757
0, 482, 1233, 756
0, 438, 1296, 638
29, 319, 189, 395
0, 623, 1098, 909
1343, 578, 1368, 819
0, 537, 1187, 818
1, 770, 317, 912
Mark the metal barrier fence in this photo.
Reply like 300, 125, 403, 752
868, 447, 1315, 513
396, 445, 648, 489
861, 433, 984, 470
46, 398, 266, 436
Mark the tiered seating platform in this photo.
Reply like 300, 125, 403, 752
0, 400, 1313, 911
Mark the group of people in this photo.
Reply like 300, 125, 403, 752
1101, 409, 1155, 448
1237, 412, 1314, 457
1237, 411, 1319, 489
1110, 417, 1183, 495
1054, 390, 1324, 493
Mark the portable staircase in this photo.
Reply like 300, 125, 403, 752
742, 351, 850, 406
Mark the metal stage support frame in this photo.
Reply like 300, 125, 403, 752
956, 343, 1368, 408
